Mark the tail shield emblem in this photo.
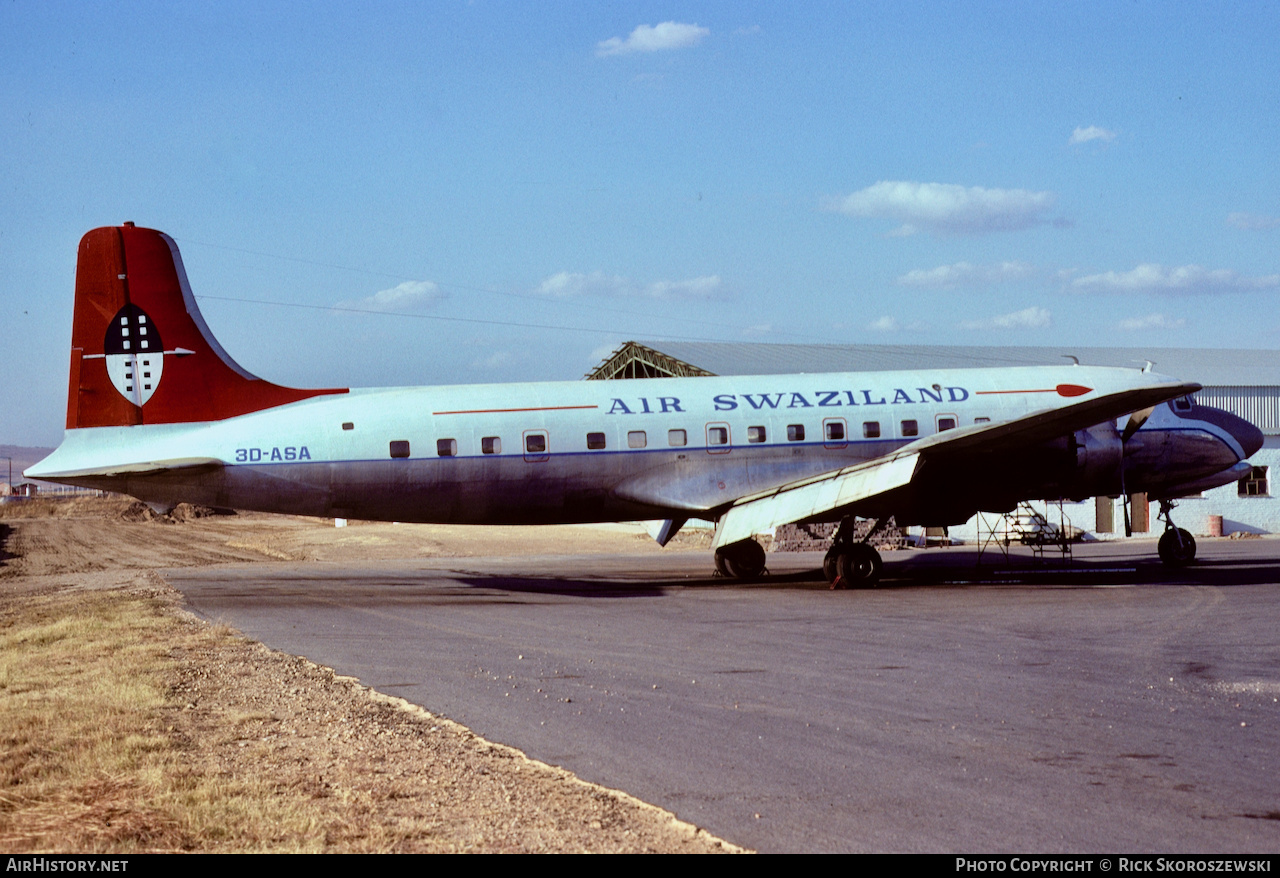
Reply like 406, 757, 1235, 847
103, 304, 164, 406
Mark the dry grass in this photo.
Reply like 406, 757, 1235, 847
0, 589, 317, 851
1, 590, 189, 851
0, 504, 742, 853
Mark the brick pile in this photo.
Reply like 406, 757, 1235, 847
771, 518, 908, 552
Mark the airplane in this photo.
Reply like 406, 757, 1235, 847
27, 223, 1265, 587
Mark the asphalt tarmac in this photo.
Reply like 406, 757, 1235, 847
165, 540, 1280, 853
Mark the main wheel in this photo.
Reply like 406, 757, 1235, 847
1158, 528, 1196, 567
713, 549, 731, 577
718, 539, 767, 581
823, 550, 839, 584
836, 543, 883, 588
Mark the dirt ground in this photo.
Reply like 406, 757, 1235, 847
0, 497, 741, 853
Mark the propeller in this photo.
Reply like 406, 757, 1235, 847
1121, 467, 1133, 537
1117, 406, 1157, 537
1121, 406, 1154, 444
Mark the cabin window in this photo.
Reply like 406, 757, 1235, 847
628, 430, 647, 449
389, 440, 410, 459
708, 426, 729, 446
787, 424, 805, 441
1239, 466, 1268, 497
863, 421, 880, 439
587, 432, 606, 450
525, 433, 547, 454
901, 419, 919, 437
482, 436, 501, 454
437, 438, 457, 457
825, 421, 845, 442
747, 426, 766, 443
342, 422, 354, 431
937, 417, 956, 432
975, 417, 990, 424
668, 429, 687, 447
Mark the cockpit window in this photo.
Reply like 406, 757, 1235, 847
1173, 396, 1193, 412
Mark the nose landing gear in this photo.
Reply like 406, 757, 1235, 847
1156, 499, 1197, 567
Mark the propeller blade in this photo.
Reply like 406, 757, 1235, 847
1121, 406, 1155, 443
1120, 465, 1133, 537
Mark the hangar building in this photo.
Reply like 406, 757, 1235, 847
588, 342, 1280, 541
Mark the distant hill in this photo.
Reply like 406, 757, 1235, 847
0, 444, 56, 487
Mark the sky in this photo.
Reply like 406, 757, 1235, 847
3, 1, 1279, 447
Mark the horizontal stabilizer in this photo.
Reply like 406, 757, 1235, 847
25, 456, 223, 480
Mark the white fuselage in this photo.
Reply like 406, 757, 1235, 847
30, 364, 1253, 527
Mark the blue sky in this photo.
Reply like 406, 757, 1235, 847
3, 1, 1278, 446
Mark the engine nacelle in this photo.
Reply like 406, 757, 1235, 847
1068, 420, 1124, 500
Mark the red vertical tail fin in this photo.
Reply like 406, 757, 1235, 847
67, 224, 345, 428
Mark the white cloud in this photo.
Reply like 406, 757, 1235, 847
827, 180, 1057, 235
867, 315, 927, 332
538, 271, 724, 300
471, 350, 514, 370
1071, 264, 1280, 295
1118, 313, 1187, 331
1069, 125, 1117, 145
538, 271, 628, 298
896, 261, 1035, 288
960, 306, 1051, 331
1227, 212, 1280, 230
646, 275, 723, 300
596, 22, 709, 57
336, 280, 444, 313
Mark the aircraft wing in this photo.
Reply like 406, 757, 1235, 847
713, 379, 1201, 549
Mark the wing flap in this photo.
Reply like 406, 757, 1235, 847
714, 452, 919, 548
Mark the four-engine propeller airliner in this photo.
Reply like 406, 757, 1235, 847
27, 224, 1265, 586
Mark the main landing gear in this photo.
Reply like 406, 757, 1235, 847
714, 538, 768, 581
1156, 499, 1197, 568
823, 516, 885, 589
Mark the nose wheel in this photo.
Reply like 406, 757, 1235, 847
1158, 526, 1196, 567
1156, 500, 1197, 567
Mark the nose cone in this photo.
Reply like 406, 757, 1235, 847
1231, 413, 1265, 459
1192, 404, 1264, 460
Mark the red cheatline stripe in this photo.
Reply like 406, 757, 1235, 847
974, 384, 1093, 398
433, 404, 600, 415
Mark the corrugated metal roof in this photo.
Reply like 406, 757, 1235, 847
631, 342, 1280, 387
